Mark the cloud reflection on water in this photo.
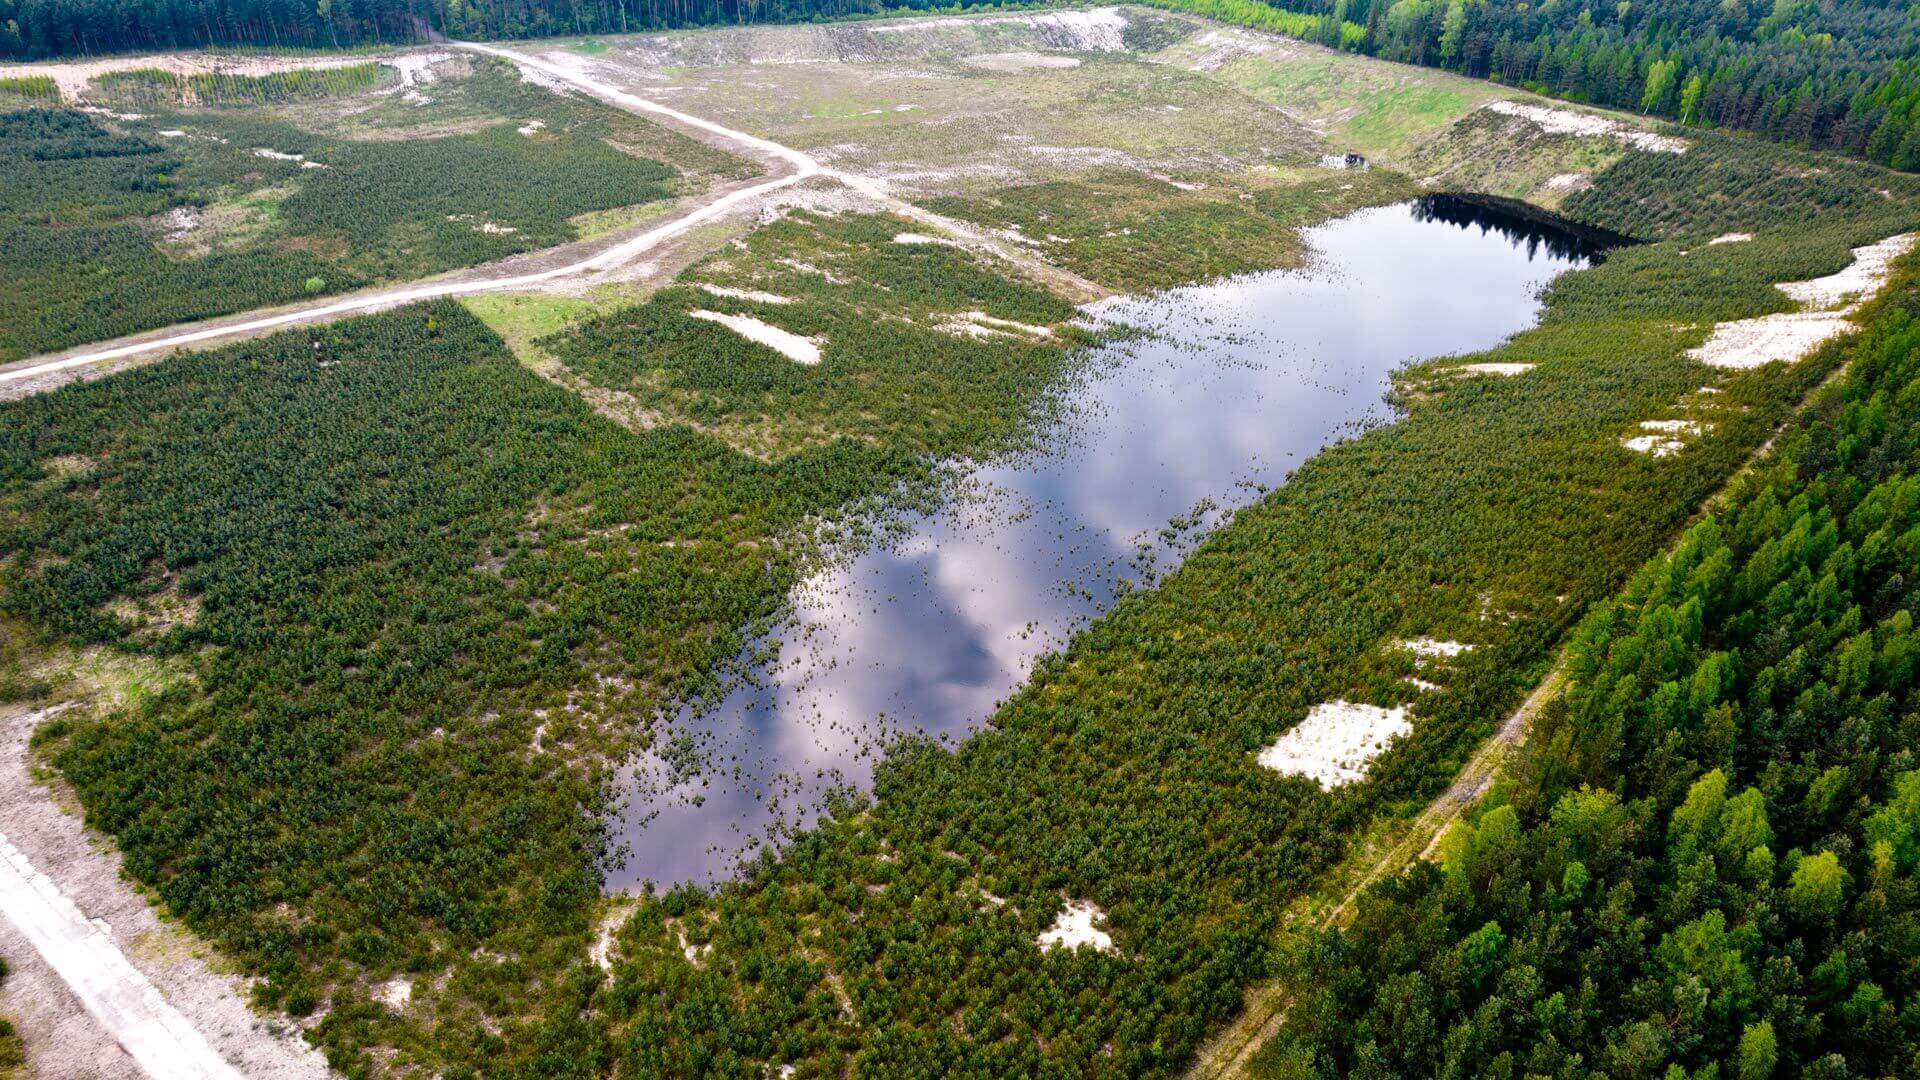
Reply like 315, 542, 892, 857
607, 201, 1592, 890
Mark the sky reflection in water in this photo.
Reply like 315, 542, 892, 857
607, 199, 1595, 890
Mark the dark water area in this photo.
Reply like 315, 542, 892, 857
1413, 192, 1637, 263
605, 199, 1602, 891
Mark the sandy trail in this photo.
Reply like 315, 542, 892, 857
1, 39, 1104, 396
0, 705, 333, 1079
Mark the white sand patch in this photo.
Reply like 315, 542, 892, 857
1689, 234, 1915, 369
1036, 900, 1114, 953
689, 310, 822, 364
1688, 310, 1855, 370
1456, 362, 1534, 376
1485, 100, 1687, 154
517, 118, 547, 135
1543, 172, 1592, 192
161, 206, 200, 242
0, 834, 246, 1078
372, 977, 412, 1011
252, 147, 327, 169
1708, 232, 1752, 245
1624, 434, 1686, 456
892, 231, 959, 247
77, 105, 145, 121
937, 310, 1055, 340
447, 213, 518, 234
1404, 677, 1441, 692
1624, 419, 1707, 456
384, 50, 450, 88
1397, 638, 1472, 660
1, 53, 368, 102
1780, 233, 1914, 309
158, 129, 186, 138
1257, 701, 1411, 788
697, 283, 795, 304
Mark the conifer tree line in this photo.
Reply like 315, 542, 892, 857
1156, 0, 1920, 172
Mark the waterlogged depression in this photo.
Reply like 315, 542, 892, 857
608, 199, 1608, 889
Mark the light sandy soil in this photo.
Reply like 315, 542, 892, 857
0, 52, 376, 101
696, 283, 794, 304
688, 309, 822, 363
0, 705, 334, 1079
1483, 100, 1687, 154
1455, 362, 1535, 376
1255, 701, 1412, 789
1689, 233, 1916, 369
1035, 900, 1115, 953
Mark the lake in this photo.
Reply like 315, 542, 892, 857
607, 195, 1613, 889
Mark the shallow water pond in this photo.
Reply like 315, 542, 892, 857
607, 197, 1607, 889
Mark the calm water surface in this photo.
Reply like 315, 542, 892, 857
607, 198, 1604, 889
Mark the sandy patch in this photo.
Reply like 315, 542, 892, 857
517, 118, 547, 136
1036, 900, 1114, 953
251, 148, 327, 169
689, 310, 822, 364
1689, 233, 1915, 369
891, 231, 959, 247
0, 53, 372, 102
1623, 433, 1685, 456
1543, 172, 1591, 192
1455, 362, 1534, 376
383, 50, 451, 89
696, 283, 795, 304
1708, 233, 1752, 245
1484, 100, 1686, 154
1257, 701, 1411, 788
1624, 418, 1706, 457
1780, 233, 1914, 309
936, 310, 1054, 340
1396, 638, 1471, 660
371, 977, 411, 1012
446, 214, 518, 235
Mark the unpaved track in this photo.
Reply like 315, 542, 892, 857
0, 705, 333, 1079
0, 40, 1106, 397
1184, 667, 1557, 1080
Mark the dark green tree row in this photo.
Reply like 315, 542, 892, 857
1256, 264, 1920, 1077
0, 0, 1030, 59
1148, 0, 1920, 174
